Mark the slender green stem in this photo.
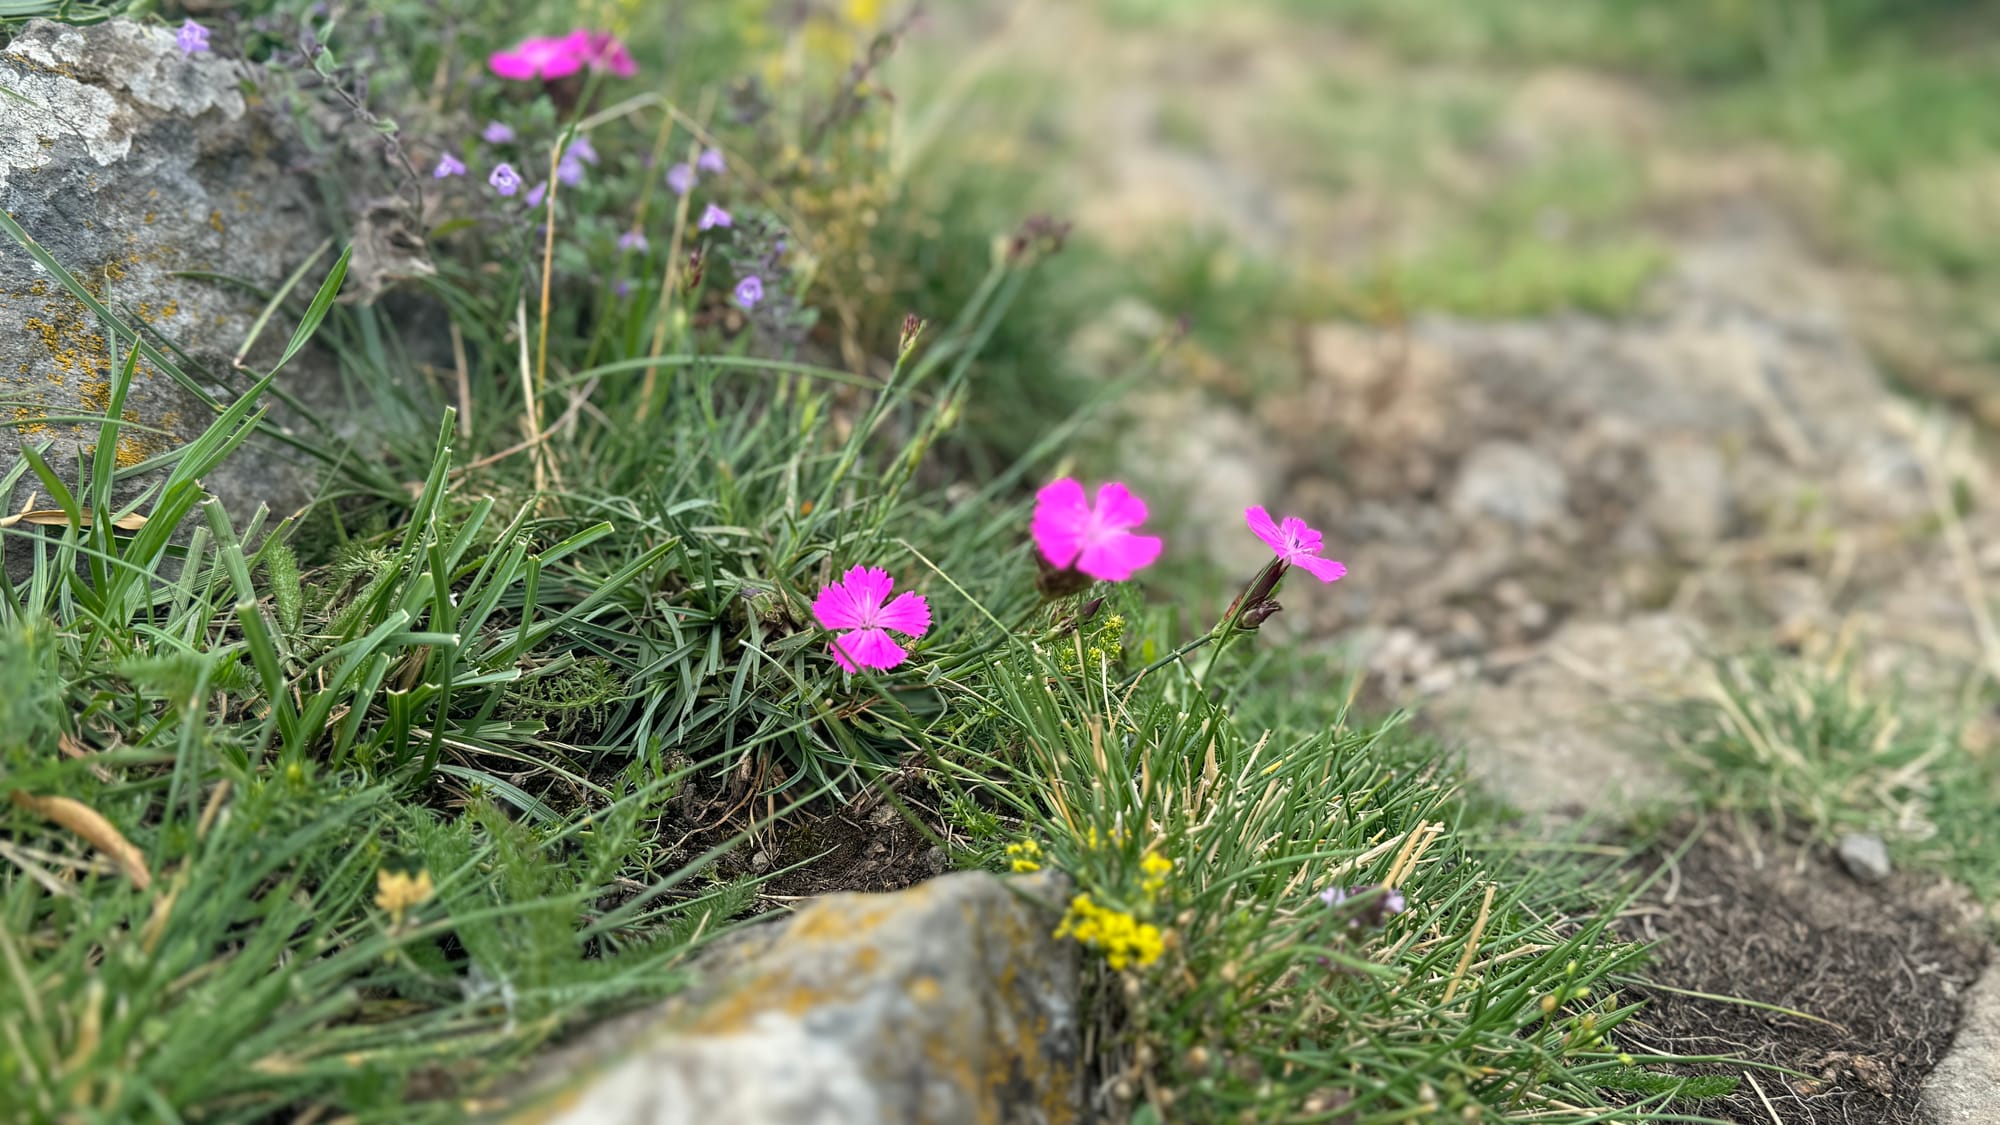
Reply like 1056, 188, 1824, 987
1124, 631, 1220, 685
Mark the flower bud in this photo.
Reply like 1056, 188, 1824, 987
1238, 599, 1282, 630
898, 312, 926, 359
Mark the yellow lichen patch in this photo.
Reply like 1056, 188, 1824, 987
78, 377, 111, 413
906, 974, 941, 1004
22, 305, 112, 382
114, 435, 149, 468
786, 893, 919, 943
684, 977, 842, 1036
11, 406, 50, 436
144, 211, 157, 225
208, 210, 226, 233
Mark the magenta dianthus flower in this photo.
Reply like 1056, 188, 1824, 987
734, 275, 764, 310
665, 162, 695, 196
698, 203, 733, 231
1244, 506, 1345, 582
176, 19, 209, 57
433, 153, 466, 179
813, 565, 931, 672
488, 163, 522, 196
489, 30, 636, 82
1032, 479, 1163, 583
482, 121, 516, 145
697, 147, 726, 175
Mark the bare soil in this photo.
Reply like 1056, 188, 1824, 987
1620, 820, 1988, 1124
661, 765, 947, 909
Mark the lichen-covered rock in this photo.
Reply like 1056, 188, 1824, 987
506, 871, 1080, 1125
1, 19, 341, 561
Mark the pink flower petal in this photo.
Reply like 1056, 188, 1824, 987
1031, 478, 1090, 569
1245, 506, 1287, 554
1293, 553, 1347, 583
599, 39, 637, 77
812, 580, 869, 631
875, 591, 931, 638
1278, 516, 1318, 555
488, 49, 540, 80
841, 565, 894, 614
540, 34, 588, 79
830, 628, 907, 672
1076, 532, 1161, 582
1093, 482, 1148, 530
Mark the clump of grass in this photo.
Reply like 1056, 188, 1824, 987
936, 578, 1731, 1120
1668, 648, 2000, 908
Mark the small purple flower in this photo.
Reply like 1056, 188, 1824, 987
734, 275, 764, 310
618, 230, 649, 253
177, 19, 210, 57
433, 153, 466, 179
557, 153, 586, 186
698, 203, 733, 231
697, 147, 726, 175
614, 279, 633, 299
482, 121, 516, 145
665, 163, 695, 195
569, 136, 599, 166
525, 181, 548, 208
489, 163, 522, 197
1320, 884, 1406, 930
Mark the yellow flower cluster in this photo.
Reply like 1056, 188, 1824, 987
1054, 894, 1164, 971
1140, 852, 1173, 898
1006, 839, 1043, 873
374, 868, 433, 926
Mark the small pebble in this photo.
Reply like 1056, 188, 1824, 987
1837, 832, 1891, 884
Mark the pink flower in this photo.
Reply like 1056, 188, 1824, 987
812, 565, 931, 672
489, 30, 635, 81
698, 203, 733, 231
1244, 506, 1345, 582
1032, 479, 1162, 583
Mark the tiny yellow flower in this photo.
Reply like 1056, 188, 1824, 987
1005, 839, 1043, 874
375, 868, 433, 926
1140, 851, 1173, 897
1053, 892, 1163, 970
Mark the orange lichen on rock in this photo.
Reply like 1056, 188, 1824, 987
11, 406, 50, 436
